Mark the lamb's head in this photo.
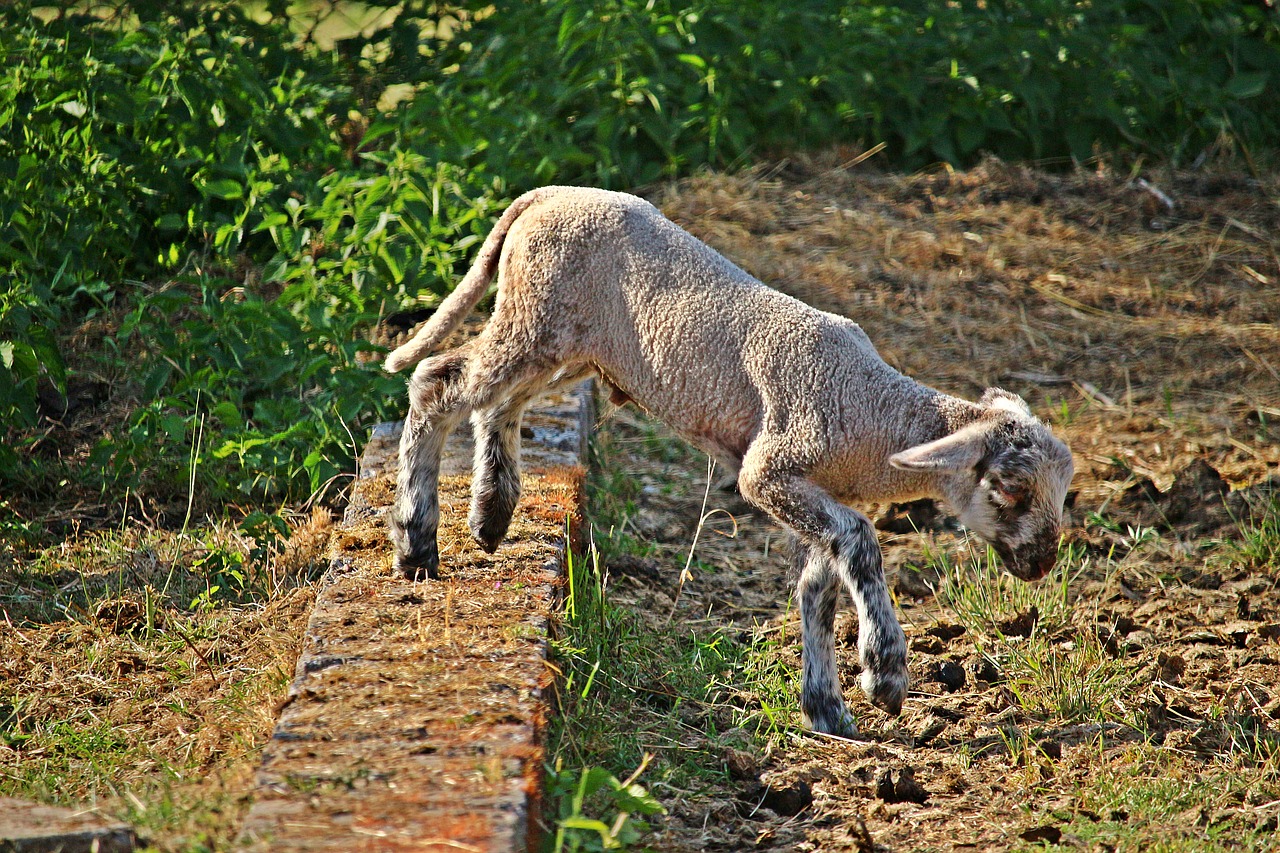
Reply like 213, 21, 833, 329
890, 388, 1074, 580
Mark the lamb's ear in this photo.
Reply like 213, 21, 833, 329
980, 387, 1032, 417
889, 422, 990, 472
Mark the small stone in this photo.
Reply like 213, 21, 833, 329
934, 660, 967, 692
724, 748, 759, 782
758, 778, 813, 817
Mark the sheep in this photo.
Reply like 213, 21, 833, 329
383, 186, 1074, 736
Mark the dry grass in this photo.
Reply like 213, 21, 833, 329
0, 511, 330, 850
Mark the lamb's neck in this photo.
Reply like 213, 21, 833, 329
903, 387, 985, 448
863, 383, 985, 505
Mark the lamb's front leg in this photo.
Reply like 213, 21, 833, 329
828, 511, 909, 715
740, 450, 909, 720
794, 536, 857, 736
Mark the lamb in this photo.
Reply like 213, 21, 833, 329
383, 186, 1074, 736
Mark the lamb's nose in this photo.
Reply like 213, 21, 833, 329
1031, 551, 1056, 579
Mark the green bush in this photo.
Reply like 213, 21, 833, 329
0, 4, 488, 501
414, 0, 1279, 180
0, 4, 348, 302
0, 3, 353, 487
2, 0, 1277, 506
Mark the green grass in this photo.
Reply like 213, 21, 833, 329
544, 427, 810, 849
1010, 744, 1280, 852
929, 533, 1158, 730
551, 540, 748, 775
1227, 492, 1280, 572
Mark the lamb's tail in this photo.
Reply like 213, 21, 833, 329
383, 188, 550, 373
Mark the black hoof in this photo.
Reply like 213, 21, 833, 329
862, 668, 908, 716
469, 485, 517, 554
396, 542, 438, 581
389, 513, 440, 580
469, 516, 509, 554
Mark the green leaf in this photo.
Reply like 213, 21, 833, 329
1225, 72, 1268, 100
160, 412, 187, 441
211, 401, 243, 429
195, 176, 244, 200
142, 362, 173, 400
559, 816, 613, 834
677, 53, 706, 71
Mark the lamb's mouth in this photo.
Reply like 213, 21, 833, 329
993, 541, 1056, 581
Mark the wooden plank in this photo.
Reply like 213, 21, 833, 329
237, 384, 591, 852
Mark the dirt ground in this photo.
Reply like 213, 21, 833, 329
583, 156, 1280, 851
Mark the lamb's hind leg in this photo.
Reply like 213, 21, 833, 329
391, 348, 473, 580
739, 444, 908, 723
469, 365, 592, 552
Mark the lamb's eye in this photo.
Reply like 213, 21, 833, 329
993, 483, 1027, 506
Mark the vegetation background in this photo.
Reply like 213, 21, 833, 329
3, 0, 1278, 510
1, 1, 1278, 850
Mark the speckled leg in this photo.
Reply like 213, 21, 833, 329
794, 535, 858, 736
467, 367, 591, 552
739, 443, 909, 719
391, 349, 472, 580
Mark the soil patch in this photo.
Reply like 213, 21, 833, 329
581, 157, 1280, 851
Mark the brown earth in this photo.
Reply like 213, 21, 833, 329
577, 157, 1280, 851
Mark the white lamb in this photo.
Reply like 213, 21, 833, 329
383, 186, 1074, 735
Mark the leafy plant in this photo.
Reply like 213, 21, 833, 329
545, 759, 666, 852
97, 275, 405, 501
4, 0, 1279, 505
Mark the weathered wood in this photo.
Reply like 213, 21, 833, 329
237, 384, 591, 852
0, 797, 138, 853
